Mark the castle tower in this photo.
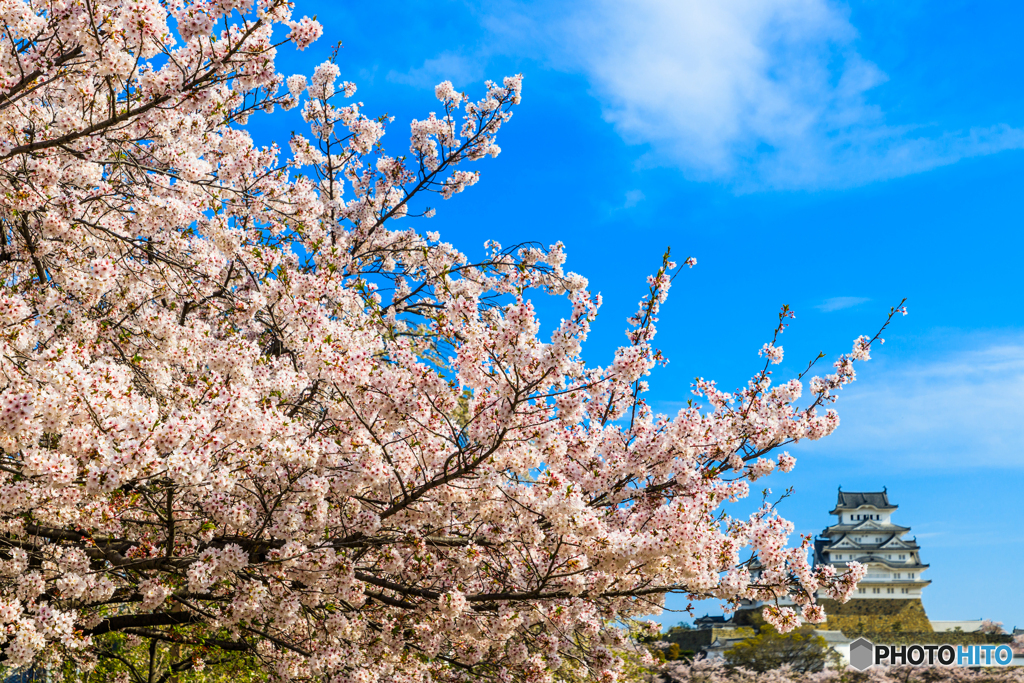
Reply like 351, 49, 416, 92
814, 488, 931, 599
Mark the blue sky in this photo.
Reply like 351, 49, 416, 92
257, 0, 1024, 629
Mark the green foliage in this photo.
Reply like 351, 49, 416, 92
27, 632, 270, 683
660, 644, 695, 662
724, 625, 839, 673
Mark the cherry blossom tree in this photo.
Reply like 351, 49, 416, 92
0, 0, 902, 680
978, 621, 1007, 635
724, 625, 839, 672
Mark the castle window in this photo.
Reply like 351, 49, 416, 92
873, 588, 880, 594
901, 589, 909, 594
859, 588, 865, 594
887, 588, 894, 594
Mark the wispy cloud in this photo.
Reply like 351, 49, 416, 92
623, 189, 645, 208
801, 340, 1024, 470
817, 296, 870, 312
649, 338, 1024, 471
387, 52, 486, 89
445, 0, 1024, 190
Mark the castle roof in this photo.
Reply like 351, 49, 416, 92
813, 544, 929, 570
820, 533, 920, 551
823, 520, 911, 535
830, 489, 897, 514
832, 557, 930, 571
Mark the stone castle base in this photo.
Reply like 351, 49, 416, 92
730, 598, 933, 634
733, 598, 933, 634
814, 598, 933, 633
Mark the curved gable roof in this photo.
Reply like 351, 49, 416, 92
822, 522, 911, 535
831, 489, 897, 513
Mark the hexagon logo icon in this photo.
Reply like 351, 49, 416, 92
849, 637, 875, 671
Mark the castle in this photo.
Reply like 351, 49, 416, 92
814, 488, 931, 600
674, 488, 1014, 664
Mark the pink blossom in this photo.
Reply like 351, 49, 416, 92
286, 16, 323, 50
760, 342, 784, 365
778, 452, 797, 472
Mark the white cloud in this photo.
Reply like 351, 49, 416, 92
387, 52, 486, 89
623, 189, 645, 208
817, 296, 870, 312
470, 0, 1024, 190
650, 339, 1024, 470
800, 341, 1024, 469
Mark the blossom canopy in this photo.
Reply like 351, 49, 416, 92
0, 0, 890, 681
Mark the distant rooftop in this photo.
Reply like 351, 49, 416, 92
694, 615, 730, 627
831, 488, 897, 512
